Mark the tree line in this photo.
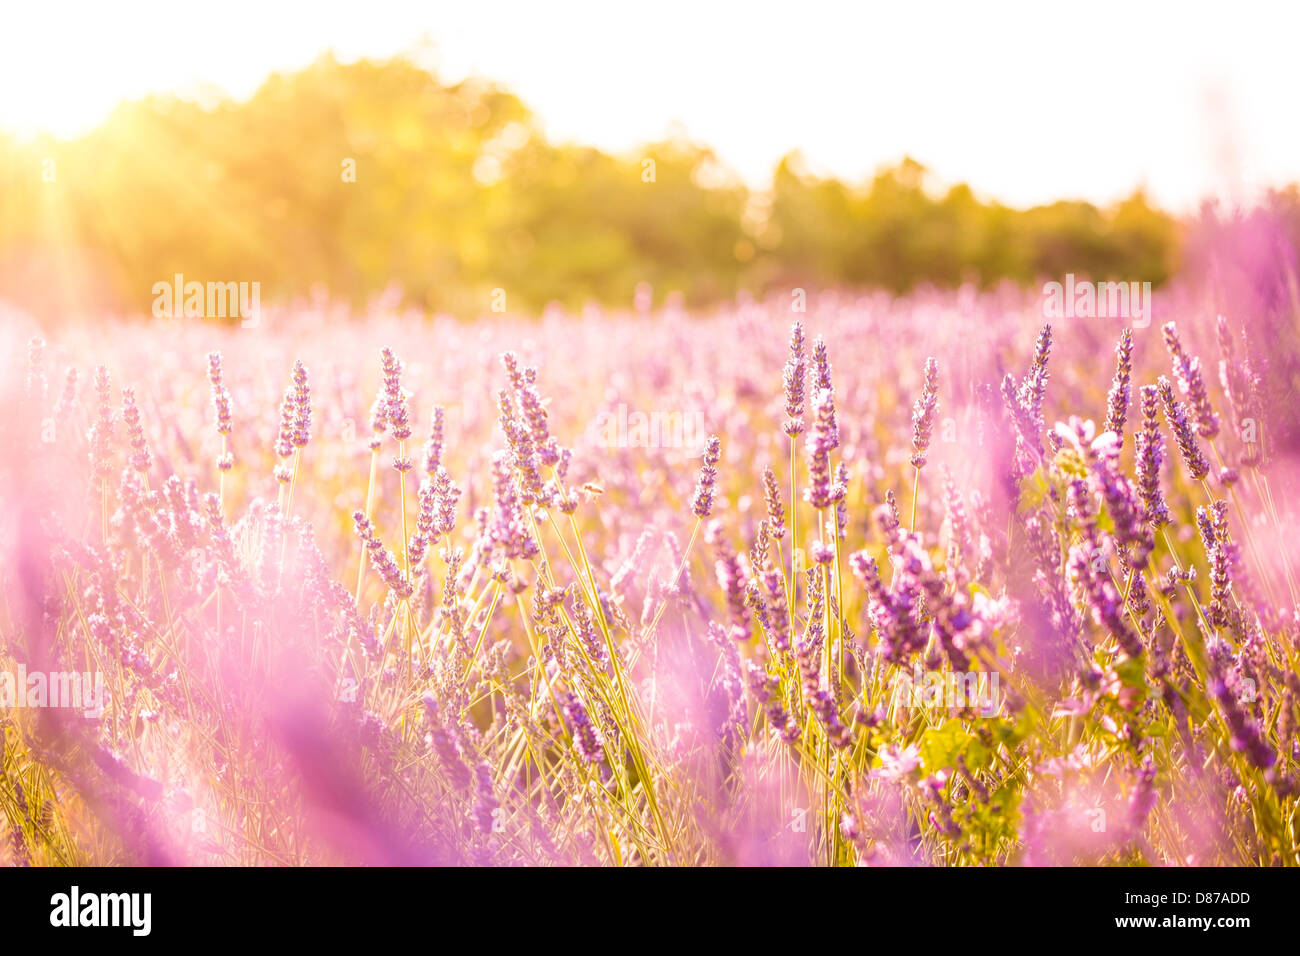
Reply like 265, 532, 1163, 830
0, 54, 1185, 321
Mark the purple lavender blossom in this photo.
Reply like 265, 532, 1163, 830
812, 335, 839, 449
1205, 639, 1275, 771
423, 405, 445, 475
1019, 324, 1052, 435
472, 762, 499, 835
497, 388, 545, 505
782, 322, 807, 437
432, 466, 460, 537
408, 480, 438, 568
707, 520, 751, 642
910, 357, 939, 468
1157, 376, 1211, 481
762, 465, 785, 539
759, 565, 791, 652
833, 462, 849, 540
1065, 479, 1143, 660
290, 360, 311, 449
1126, 757, 1158, 840
744, 659, 800, 743
354, 510, 413, 598
1198, 500, 1237, 630
1104, 329, 1133, 446
502, 353, 559, 467
691, 435, 722, 517
1162, 321, 1220, 439
561, 691, 604, 763
422, 695, 471, 790
1135, 385, 1171, 526
804, 388, 836, 509
206, 352, 232, 436
121, 387, 151, 474
274, 379, 296, 463
380, 347, 411, 442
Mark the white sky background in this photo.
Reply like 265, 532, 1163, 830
1, 0, 1296, 211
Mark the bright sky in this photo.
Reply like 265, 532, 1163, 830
2, 0, 1296, 211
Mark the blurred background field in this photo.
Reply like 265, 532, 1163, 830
7, 2, 1300, 324
6, 49, 1292, 323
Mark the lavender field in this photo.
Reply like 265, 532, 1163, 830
5, 6, 1300, 882
3, 218, 1299, 867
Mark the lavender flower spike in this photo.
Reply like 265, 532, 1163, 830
378, 346, 412, 452
1162, 321, 1220, 439
782, 321, 807, 437
1104, 329, 1132, 447
1157, 376, 1210, 482
121, 387, 152, 474
562, 691, 604, 763
910, 357, 939, 468
423, 405, 445, 475
1134, 385, 1171, 527
206, 352, 232, 436
812, 334, 839, 448
804, 388, 836, 510
691, 435, 722, 517
707, 520, 751, 642
762, 465, 785, 539
290, 360, 311, 449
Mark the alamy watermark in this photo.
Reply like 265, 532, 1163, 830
588, 403, 707, 453
894, 665, 1001, 717
50, 886, 151, 936
1041, 274, 1151, 328
0, 666, 107, 717
152, 273, 260, 327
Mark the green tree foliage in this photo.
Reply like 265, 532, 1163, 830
0, 54, 1179, 322
757, 155, 1177, 291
